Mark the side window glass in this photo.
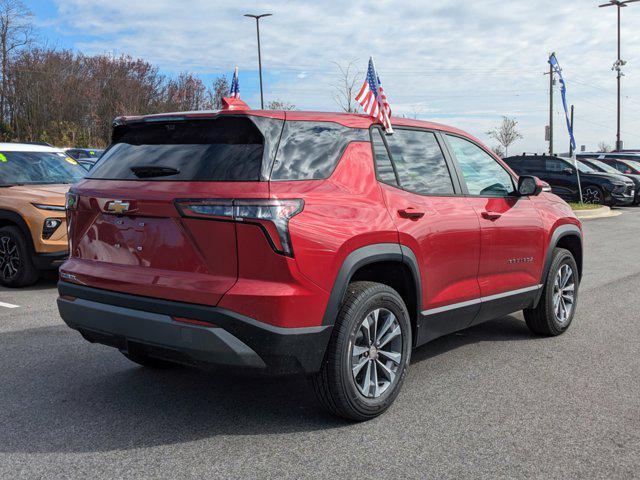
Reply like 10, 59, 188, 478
384, 129, 454, 195
545, 158, 567, 172
612, 161, 626, 173
270, 121, 368, 180
446, 135, 514, 197
371, 128, 397, 185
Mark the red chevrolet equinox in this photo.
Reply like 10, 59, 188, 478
58, 110, 583, 421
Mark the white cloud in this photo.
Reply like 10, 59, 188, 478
49, 0, 640, 151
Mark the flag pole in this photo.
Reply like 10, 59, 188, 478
573, 154, 583, 205
369, 57, 393, 134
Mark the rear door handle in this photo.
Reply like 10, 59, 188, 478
481, 211, 502, 221
398, 208, 425, 220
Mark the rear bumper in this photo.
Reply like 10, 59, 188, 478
33, 251, 68, 270
57, 281, 332, 374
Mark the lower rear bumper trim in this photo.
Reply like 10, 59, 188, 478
57, 281, 332, 374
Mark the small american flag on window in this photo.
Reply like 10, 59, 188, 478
355, 57, 393, 133
229, 66, 240, 99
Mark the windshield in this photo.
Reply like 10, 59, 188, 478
588, 159, 621, 174
0, 151, 86, 186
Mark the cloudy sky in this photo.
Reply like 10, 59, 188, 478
30, 0, 640, 153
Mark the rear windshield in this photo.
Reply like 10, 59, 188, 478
0, 151, 86, 186
88, 116, 276, 182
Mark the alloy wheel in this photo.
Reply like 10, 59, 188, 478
350, 308, 404, 398
552, 263, 575, 325
0, 234, 20, 280
583, 187, 602, 205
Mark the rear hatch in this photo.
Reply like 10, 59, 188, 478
63, 114, 283, 306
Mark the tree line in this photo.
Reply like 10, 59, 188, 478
0, 0, 298, 148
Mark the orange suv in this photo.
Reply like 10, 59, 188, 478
0, 143, 86, 287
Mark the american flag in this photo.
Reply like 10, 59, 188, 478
355, 57, 393, 133
229, 66, 240, 99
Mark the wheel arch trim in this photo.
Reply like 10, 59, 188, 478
0, 210, 35, 253
536, 223, 583, 305
321, 243, 422, 328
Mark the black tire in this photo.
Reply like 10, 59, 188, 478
312, 281, 412, 421
122, 352, 179, 369
0, 226, 39, 288
524, 248, 579, 336
582, 185, 604, 205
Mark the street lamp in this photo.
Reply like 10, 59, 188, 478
598, 0, 638, 151
244, 13, 272, 109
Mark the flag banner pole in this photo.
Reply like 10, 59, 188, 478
573, 154, 583, 206
550, 54, 581, 204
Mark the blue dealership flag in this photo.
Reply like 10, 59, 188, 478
549, 54, 575, 152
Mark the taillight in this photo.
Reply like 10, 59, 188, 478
65, 192, 79, 211
175, 198, 303, 256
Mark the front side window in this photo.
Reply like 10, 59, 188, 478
383, 129, 454, 195
0, 151, 86, 186
447, 135, 514, 196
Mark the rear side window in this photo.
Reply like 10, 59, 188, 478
545, 158, 568, 172
89, 116, 280, 181
384, 128, 454, 195
270, 121, 368, 180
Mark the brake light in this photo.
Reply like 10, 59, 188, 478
175, 198, 303, 256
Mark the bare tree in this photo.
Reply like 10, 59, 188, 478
208, 76, 229, 110
491, 145, 505, 158
267, 99, 296, 110
0, 0, 32, 122
486, 116, 523, 157
331, 60, 360, 113
597, 141, 611, 153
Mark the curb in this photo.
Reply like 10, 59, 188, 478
573, 206, 622, 219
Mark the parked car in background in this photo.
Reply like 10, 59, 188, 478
577, 152, 640, 172
503, 154, 634, 205
587, 156, 640, 176
0, 143, 86, 287
578, 157, 640, 204
58, 110, 583, 421
65, 148, 104, 170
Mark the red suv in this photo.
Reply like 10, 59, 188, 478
58, 110, 583, 421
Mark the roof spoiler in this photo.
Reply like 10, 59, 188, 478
222, 97, 250, 110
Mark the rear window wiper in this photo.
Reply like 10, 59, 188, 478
130, 166, 180, 178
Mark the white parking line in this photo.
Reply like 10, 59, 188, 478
0, 301, 20, 309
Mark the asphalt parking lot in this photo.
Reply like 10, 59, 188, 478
1, 208, 639, 480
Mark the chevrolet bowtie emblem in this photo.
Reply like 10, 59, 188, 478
107, 200, 130, 214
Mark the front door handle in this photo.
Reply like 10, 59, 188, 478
398, 208, 425, 220
481, 211, 502, 221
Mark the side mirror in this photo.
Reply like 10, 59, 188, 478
563, 167, 574, 175
518, 175, 543, 196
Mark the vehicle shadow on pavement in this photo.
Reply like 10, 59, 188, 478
410, 314, 534, 364
0, 315, 534, 454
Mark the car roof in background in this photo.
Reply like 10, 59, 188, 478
0, 143, 65, 153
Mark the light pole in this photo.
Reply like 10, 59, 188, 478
599, 0, 638, 151
244, 13, 272, 109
